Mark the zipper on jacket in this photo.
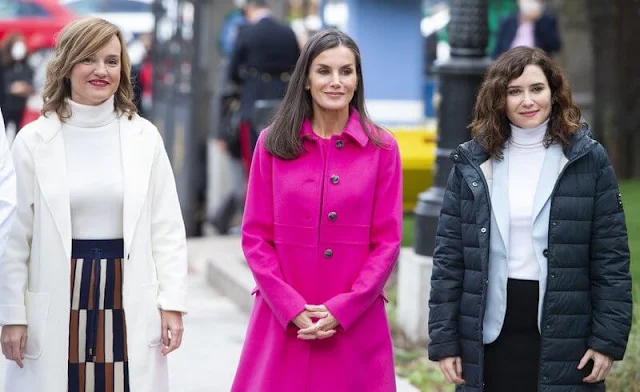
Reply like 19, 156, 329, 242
457, 148, 493, 390
536, 143, 597, 389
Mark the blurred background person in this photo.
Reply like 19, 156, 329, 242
228, 0, 300, 173
210, 93, 245, 235
129, 32, 153, 118
1, 33, 33, 133
219, 1, 248, 58
209, 0, 248, 235
493, 0, 561, 59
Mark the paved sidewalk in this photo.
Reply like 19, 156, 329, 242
169, 275, 247, 391
168, 239, 248, 391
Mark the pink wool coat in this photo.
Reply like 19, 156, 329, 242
231, 110, 402, 392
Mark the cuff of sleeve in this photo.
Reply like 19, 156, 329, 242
428, 340, 461, 362
0, 305, 27, 326
324, 295, 356, 331
276, 295, 307, 329
157, 292, 188, 314
588, 335, 626, 361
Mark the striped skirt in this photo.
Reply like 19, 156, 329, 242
68, 239, 130, 392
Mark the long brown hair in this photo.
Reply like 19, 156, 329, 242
265, 29, 383, 160
42, 18, 137, 120
469, 46, 582, 159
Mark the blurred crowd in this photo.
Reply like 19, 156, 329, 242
0, 0, 563, 234
0, 33, 33, 134
209, 0, 562, 236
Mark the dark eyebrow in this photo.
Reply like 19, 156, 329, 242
315, 63, 355, 69
507, 82, 545, 89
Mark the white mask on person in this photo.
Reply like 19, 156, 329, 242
11, 41, 27, 61
519, 0, 545, 16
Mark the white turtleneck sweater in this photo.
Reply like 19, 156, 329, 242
63, 97, 124, 239
507, 120, 548, 280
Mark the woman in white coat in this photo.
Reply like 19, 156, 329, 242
0, 18, 188, 392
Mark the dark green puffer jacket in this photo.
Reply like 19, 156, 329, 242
428, 126, 632, 391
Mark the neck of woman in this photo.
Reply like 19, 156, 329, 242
311, 107, 350, 139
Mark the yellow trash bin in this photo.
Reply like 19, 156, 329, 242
390, 122, 437, 212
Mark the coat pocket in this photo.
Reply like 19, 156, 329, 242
23, 291, 50, 359
142, 283, 163, 347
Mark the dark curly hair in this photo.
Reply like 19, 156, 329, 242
469, 46, 582, 159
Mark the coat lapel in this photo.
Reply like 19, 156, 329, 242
120, 115, 155, 254
491, 148, 510, 252
33, 115, 72, 260
480, 160, 493, 197
531, 143, 564, 224
31, 114, 156, 259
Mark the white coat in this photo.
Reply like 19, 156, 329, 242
0, 112, 188, 392
0, 110, 16, 262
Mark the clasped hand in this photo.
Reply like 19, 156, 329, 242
293, 304, 339, 340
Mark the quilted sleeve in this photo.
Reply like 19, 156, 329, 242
587, 146, 632, 360
428, 165, 465, 361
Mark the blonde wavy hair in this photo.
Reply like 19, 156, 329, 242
42, 17, 137, 120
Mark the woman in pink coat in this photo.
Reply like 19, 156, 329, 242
231, 29, 402, 392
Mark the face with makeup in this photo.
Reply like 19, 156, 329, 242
505, 64, 552, 128
306, 45, 358, 115
69, 35, 121, 106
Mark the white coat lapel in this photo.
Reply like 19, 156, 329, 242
120, 115, 155, 254
491, 147, 510, 251
531, 143, 564, 224
480, 160, 493, 197
33, 115, 72, 260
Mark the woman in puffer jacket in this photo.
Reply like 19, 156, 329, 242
428, 46, 632, 392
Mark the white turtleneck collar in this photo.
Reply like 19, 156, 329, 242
65, 96, 118, 128
509, 119, 548, 148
